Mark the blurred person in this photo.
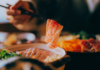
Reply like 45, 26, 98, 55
6, 0, 100, 37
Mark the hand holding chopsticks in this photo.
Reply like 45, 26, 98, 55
0, 3, 47, 20
0, 0, 47, 26
5, 2, 32, 25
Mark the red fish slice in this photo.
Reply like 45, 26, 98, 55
45, 19, 63, 49
30, 48, 38, 57
38, 51, 53, 62
81, 38, 100, 52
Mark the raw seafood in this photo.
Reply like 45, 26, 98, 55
45, 19, 63, 49
81, 38, 100, 52
58, 38, 100, 52
16, 48, 61, 62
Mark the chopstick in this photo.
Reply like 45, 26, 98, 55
6, 3, 11, 6
0, 4, 47, 20
0, 5, 9, 9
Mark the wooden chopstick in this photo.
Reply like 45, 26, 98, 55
6, 3, 12, 6
0, 4, 47, 20
0, 5, 9, 9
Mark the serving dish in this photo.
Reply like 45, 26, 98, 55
65, 52, 100, 70
5, 43, 65, 56
3, 43, 70, 70
67, 51, 100, 57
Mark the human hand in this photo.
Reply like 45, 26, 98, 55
6, 0, 33, 25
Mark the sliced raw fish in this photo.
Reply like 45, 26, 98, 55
16, 48, 61, 62
45, 19, 63, 49
26, 48, 33, 57
38, 51, 53, 61
31, 50, 43, 59
30, 48, 38, 57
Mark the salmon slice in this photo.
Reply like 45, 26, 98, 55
38, 51, 53, 62
45, 19, 63, 49
31, 49, 44, 59
16, 51, 24, 55
30, 48, 38, 57
26, 48, 33, 57
22, 49, 29, 56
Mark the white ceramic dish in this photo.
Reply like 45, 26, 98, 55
2, 43, 69, 70
5, 43, 66, 57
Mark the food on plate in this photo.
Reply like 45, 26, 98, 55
44, 54, 62, 62
58, 38, 100, 52
81, 38, 100, 52
0, 49, 21, 60
58, 39, 84, 52
45, 19, 63, 49
16, 48, 62, 62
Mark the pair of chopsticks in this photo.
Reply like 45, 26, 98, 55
0, 3, 47, 20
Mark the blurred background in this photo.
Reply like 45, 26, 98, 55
0, 0, 100, 47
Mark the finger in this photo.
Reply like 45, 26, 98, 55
6, 16, 14, 24
13, 20, 22, 24
10, 1, 33, 14
9, 16, 14, 24
11, 0, 23, 9
21, 2, 30, 10
13, 16, 30, 25
15, 16, 30, 24
13, 15, 30, 20
29, 10, 34, 13
22, 16, 31, 24
6, 15, 30, 25
6, 15, 21, 24
6, 9, 21, 15
6, 15, 11, 20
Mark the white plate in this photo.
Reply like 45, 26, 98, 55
0, 43, 69, 70
5, 43, 66, 57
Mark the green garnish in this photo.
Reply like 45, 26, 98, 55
0, 49, 21, 60
72, 30, 96, 40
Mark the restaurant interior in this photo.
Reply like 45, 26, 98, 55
0, 0, 100, 70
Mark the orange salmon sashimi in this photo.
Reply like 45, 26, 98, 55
45, 19, 63, 49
